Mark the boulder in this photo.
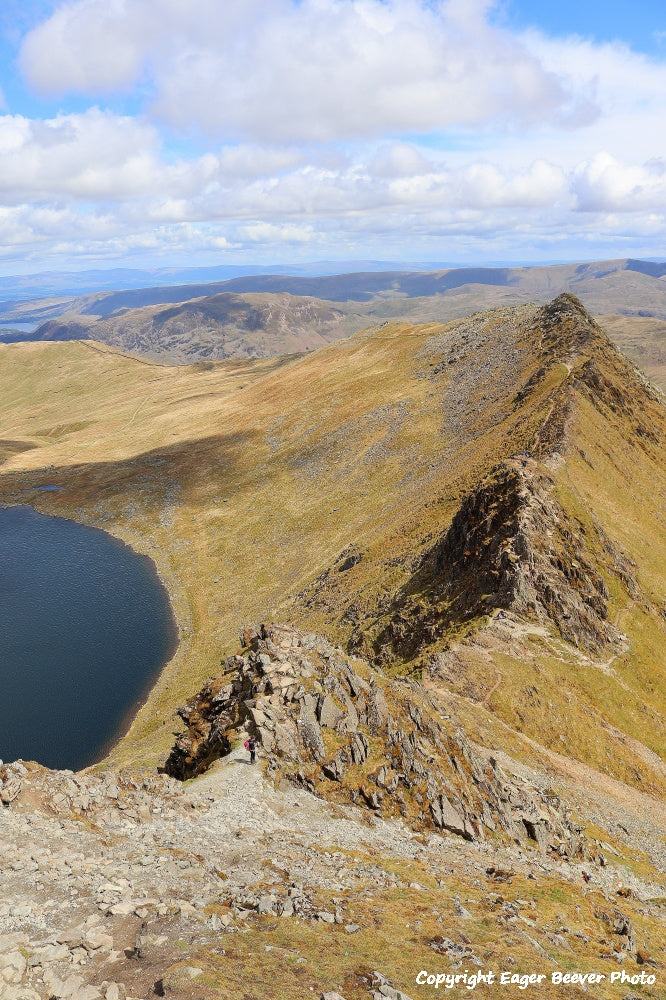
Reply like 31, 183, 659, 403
0, 776, 22, 805
160, 965, 204, 991
298, 704, 325, 761
372, 972, 414, 1000
317, 694, 344, 729
0, 951, 27, 984
430, 794, 469, 839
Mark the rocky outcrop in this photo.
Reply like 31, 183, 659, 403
0, 759, 196, 824
432, 464, 622, 652
164, 624, 583, 854
364, 459, 630, 659
0, 762, 23, 804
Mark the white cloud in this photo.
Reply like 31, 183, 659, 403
0, 111, 306, 206
572, 153, 666, 212
5, 1, 666, 268
509, 32, 666, 166
215, 145, 306, 180
0, 109, 163, 201
0, 106, 664, 266
19, 0, 153, 94
19, 0, 591, 142
369, 143, 435, 179
240, 222, 317, 244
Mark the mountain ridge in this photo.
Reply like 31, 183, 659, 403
11, 260, 665, 392
1, 294, 663, 792
1, 293, 665, 999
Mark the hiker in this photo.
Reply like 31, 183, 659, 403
582, 871, 590, 884
244, 736, 256, 764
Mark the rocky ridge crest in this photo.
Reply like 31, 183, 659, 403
4, 746, 661, 1000
164, 624, 583, 855
373, 460, 630, 658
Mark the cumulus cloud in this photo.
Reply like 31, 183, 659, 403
5, 1, 666, 267
369, 143, 436, 179
517, 31, 666, 164
0, 110, 311, 206
239, 222, 317, 244
19, 0, 591, 142
572, 153, 666, 212
0, 109, 663, 248
19, 0, 153, 94
0, 109, 164, 201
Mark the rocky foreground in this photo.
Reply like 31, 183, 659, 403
2, 627, 665, 1000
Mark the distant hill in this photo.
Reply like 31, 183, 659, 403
34, 292, 369, 361
2, 256, 665, 322
20, 258, 666, 389
50, 257, 666, 314
0, 259, 457, 303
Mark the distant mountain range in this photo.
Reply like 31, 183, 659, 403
0, 259, 464, 303
4, 257, 665, 390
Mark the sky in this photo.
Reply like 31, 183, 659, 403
0, 0, 665, 274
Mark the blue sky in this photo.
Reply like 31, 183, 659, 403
501, 0, 666, 55
0, 0, 665, 274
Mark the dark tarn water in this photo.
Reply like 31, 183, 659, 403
0, 506, 177, 771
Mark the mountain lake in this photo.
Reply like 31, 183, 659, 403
0, 506, 177, 770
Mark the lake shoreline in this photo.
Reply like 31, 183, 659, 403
0, 501, 183, 773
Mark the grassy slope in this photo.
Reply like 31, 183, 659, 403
2, 325, 474, 765
0, 303, 664, 793
596, 314, 666, 393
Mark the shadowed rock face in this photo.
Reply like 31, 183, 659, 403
164, 624, 584, 855
352, 459, 627, 665
432, 464, 620, 652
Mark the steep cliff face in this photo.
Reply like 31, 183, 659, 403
165, 624, 583, 855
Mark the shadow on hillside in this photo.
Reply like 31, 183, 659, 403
0, 427, 266, 510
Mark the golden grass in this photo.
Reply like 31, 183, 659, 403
174, 862, 666, 1000
0, 304, 664, 794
